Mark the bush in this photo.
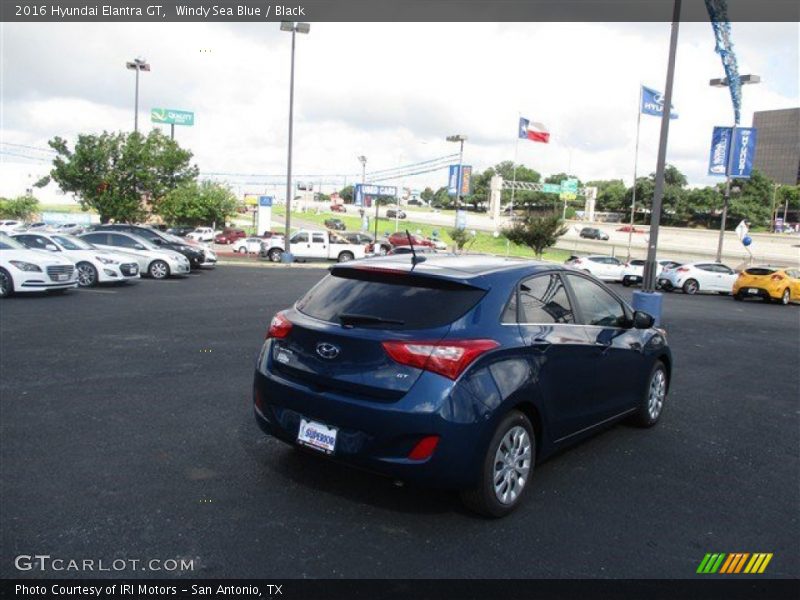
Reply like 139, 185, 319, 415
503, 213, 568, 258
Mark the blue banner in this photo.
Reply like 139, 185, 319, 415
708, 126, 732, 176
258, 195, 273, 207
448, 165, 472, 197
448, 165, 460, 196
641, 86, 678, 119
729, 127, 758, 179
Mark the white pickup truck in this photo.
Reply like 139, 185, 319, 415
263, 229, 367, 263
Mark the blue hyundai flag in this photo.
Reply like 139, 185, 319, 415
708, 126, 732, 176
641, 86, 679, 119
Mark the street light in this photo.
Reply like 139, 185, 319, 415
280, 21, 310, 263
125, 57, 150, 133
358, 155, 367, 183
709, 73, 760, 261
446, 134, 467, 227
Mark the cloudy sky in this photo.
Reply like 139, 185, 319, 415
0, 20, 797, 203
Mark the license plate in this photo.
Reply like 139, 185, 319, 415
748, 288, 759, 295
297, 419, 337, 454
56, 274, 68, 281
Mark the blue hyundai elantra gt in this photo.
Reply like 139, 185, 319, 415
253, 255, 672, 517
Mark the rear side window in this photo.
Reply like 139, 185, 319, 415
504, 274, 574, 324
745, 267, 776, 276
630, 260, 646, 266
296, 272, 485, 330
566, 274, 627, 328
81, 233, 108, 245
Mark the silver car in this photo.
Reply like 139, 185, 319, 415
79, 231, 190, 279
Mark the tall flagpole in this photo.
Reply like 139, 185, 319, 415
510, 113, 521, 213
627, 85, 643, 261
507, 114, 521, 257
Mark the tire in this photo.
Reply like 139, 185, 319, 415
238, 247, 247, 254
268, 248, 283, 263
630, 361, 668, 428
337, 251, 354, 263
622, 278, 631, 287
0, 268, 14, 298
76, 262, 98, 288
778, 288, 791, 305
148, 260, 170, 280
460, 410, 535, 518
733, 293, 743, 301
682, 279, 699, 295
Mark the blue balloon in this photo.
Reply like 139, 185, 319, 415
742, 236, 752, 247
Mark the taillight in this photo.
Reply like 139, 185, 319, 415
408, 435, 440, 461
676, 267, 689, 273
771, 274, 784, 281
382, 339, 499, 380
267, 311, 292, 339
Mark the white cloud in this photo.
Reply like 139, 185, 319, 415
1, 21, 797, 203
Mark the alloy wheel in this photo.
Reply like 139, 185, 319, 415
648, 369, 666, 420
0, 271, 9, 297
150, 261, 168, 279
77, 264, 97, 287
493, 425, 532, 505
782, 289, 790, 305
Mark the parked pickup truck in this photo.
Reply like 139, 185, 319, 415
262, 229, 367, 263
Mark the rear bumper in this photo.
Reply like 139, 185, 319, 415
733, 285, 774, 300
252, 364, 486, 490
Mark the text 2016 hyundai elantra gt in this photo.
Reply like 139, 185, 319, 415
253, 255, 672, 517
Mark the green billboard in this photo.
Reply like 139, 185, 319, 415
150, 108, 194, 126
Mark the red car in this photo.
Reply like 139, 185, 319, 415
330, 204, 346, 213
214, 228, 247, 244
387, 232, 434, 248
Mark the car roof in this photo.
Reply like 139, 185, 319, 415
333, 254, 559, 282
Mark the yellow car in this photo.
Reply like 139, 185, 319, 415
733, 266, 800, 305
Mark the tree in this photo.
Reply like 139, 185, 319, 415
431, 186, 452, 208
503, 213, 568, 258
47, 130, 197, 223
420, 187, 434, 203
587, 179, 627, 214
338, 185, 354, 203
0, 194, 40, 220
448, 228, 471, 251
157, 181, 238, 227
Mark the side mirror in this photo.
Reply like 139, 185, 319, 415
152, 238, 162, 245
633, 311, 655, 329
134, 244, 145, 250
45, 244, 59, 252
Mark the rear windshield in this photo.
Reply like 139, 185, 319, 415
745, 267, 777, 276
296, 272, 486, 330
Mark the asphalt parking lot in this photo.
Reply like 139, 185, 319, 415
1, 265, 798, 579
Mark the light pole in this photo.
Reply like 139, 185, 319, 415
280, 21, 310, 263
125, 57, 150, 133
447, 134, 467, 227
710, 73, 760, 261
358, 155, 367, 184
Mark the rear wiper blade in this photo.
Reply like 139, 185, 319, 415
338, 313, 405, 327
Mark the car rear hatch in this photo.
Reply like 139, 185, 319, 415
739, 267, 778, 286
268, 265, 488, 401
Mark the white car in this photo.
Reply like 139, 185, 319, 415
567, 255, 625, 282
232, 237, 266, 254
659, 261, 738, 295
621, 258, 682, 287
12, 232, 140, 287
79, 231, 191, 279
0, 232, 78, 297
430, 238, 448, 251
0, 220, 24, 233
51, 223, 86, 235
263, 229, 366, 263
186, 227, 216, 243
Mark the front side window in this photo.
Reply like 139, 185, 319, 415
109, 234, 141, 249
566, 274, 627, 328
81, 233, 109, 246
291, 233, 308, 244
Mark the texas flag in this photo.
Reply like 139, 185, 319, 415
519, 117, 550, 143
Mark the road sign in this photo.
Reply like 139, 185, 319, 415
560, 178, 579, 193
560, 193, 578, 201
259, 196, 273, 207
150, 108, 195, 126
542, 183, 561, 194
